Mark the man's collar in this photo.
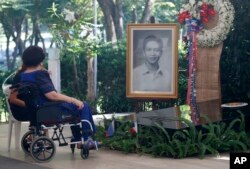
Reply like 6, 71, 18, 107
141, 63, 163, 76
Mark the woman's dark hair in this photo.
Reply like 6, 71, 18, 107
22, 46, 45, 67
16, 64, 27, 74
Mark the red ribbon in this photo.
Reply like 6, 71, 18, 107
187, 31, 199, 124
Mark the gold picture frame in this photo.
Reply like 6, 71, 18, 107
126, 23, 179, 99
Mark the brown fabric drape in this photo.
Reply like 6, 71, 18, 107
196, 13, 222, 123
196, 44, 222, 123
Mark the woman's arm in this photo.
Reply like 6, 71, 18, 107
45, 91, 84, 109
9, 89, 26, 107
37, 70, 84, 109
8, 72, 26, 107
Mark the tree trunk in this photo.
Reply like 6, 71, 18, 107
9, 17, 24, 70
15, 21, 24, 56
97, 0, 117, 42
31, 15, 44, 48
113, 0, 124, 39
140, 0, 155, 23
5, 36, 11, 70
97, 0, 130, 41
132, 8, 137, 23
23, 17, 29, 47
72, 57, 81, 95
86, 54, 95, 101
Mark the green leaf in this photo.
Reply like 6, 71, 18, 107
179, 118, 197, 142
154, 122, 171, 142
228, 140, 247, 151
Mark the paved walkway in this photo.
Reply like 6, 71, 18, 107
0, 155, 52, 169
0, 122, 230, 169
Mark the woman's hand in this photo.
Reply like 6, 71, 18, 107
72, 98, 84, 110
9, 89, 26, 107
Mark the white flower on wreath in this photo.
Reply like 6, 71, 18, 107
179, 0, 235, 47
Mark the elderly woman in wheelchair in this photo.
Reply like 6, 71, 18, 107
8, 46, 101, 162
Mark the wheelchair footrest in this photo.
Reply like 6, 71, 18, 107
59, 143, 68, 147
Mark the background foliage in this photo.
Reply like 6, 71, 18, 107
220, 0, 250, 113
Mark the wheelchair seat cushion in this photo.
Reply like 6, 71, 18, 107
36, 101, 80, 125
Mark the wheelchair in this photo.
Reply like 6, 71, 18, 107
10, 82, 98, 163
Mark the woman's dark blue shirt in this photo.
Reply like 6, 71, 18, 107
19, 70, 56, 106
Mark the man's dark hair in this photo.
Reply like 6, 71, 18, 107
22, 46, 45, 67
142, 35, 163, 51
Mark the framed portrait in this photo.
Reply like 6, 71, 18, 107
126, 24, 179, 99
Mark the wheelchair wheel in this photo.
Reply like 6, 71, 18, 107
30, 136, 56, 163
21, 130, 35, 155
80, 145, 89, 159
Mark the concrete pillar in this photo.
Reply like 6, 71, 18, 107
48, 48, 61, 92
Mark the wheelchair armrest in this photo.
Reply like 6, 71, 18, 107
37, 101, 79, 124
43, 101, 65, 107
42, 101, 76, 114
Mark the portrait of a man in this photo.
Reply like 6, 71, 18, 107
126, 24, 178, 99
133, 34, 171, 92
